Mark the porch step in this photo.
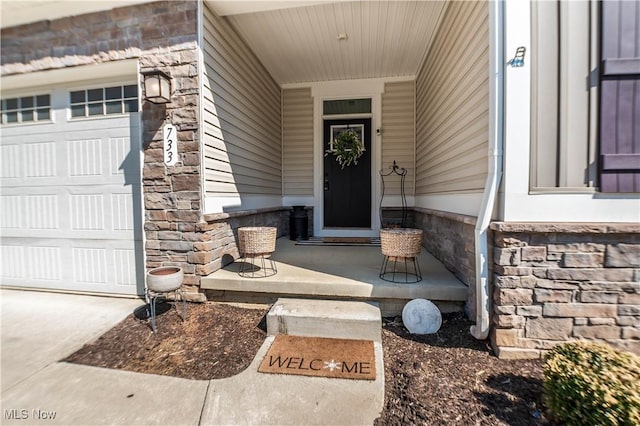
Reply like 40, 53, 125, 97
266, 298, 382, 342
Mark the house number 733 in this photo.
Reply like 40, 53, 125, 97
164, 123, 178, 166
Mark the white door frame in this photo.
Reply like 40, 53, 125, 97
282, 76, 415, 237
311, 79, 384, 237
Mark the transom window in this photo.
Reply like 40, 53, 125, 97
70, 85, 138, 118
323, 98, 371, 115
1, 95, 51, 125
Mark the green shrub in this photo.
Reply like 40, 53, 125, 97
543, 341, 640, 426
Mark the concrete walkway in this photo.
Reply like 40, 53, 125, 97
0, 289, 383, 425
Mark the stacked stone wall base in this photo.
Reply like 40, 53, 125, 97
410, 208, 476, 316
490, 222, 640, 359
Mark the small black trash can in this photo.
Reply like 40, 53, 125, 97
289, 205, 309, 241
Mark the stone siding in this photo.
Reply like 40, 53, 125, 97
412, 208, 476, 315
1, 2, 197, 75
141, 37, 201, 295
490, 223, 640, 359
199, 208, 290, 268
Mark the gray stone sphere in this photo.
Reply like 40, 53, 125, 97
402, 299, 442, 334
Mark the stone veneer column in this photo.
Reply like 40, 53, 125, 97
140, 45, 204, 300
490, 223, 640, 359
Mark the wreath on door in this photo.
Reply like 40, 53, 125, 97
325, 128, 365, 169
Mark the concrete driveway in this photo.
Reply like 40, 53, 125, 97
0, 289, 141, 392
0, 289, 211, 426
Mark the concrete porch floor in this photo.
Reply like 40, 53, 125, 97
201, 238, 468, 315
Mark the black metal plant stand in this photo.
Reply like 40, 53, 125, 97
379, 255, 422, 283
379, 160, 408, 228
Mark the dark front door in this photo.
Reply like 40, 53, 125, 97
323, 118, 371, 228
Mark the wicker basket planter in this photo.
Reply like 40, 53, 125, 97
237, 227, 278, 278
379, 228, 423, 283
380, 228, 423, 259
238, 227, 277, 256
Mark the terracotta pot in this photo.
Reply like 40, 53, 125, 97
147, 266, 183, 292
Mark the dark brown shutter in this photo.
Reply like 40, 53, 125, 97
599, 0, 640, 192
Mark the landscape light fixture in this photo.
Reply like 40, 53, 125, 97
142, 70, 172, 104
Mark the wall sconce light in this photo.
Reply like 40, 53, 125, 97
142, 70, 172, 104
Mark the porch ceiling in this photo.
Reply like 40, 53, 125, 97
207, 0, 447, 85
2, 0, 447, 86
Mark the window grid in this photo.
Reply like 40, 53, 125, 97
1, 95, 51, 125
70, 85, 138, 119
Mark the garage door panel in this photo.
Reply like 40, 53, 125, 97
71, 240, 141, 292
70, 193, 106, 230
112, 193, 136, 231
1, 137, 139, 187
25, 194, 60, 230
0, 235, 143, 296
1, 244, 64, 284
1, 139, 58, 181
1, 238, 142, 294
68, 138, 103, 176
110, 136, 135, 177
1, 188, 139, 239
1, 144, 22, 179
114, 248, 139, 287
25, 141, 58, 178
0, 85, 143, 295
0, 245, 26, 280
0, 195, 22, 229
28, 245, 63, 282
72, 247, 109, 285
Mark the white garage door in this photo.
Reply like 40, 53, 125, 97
0, 82, 144, 295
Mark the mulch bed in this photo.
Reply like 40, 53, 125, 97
64, 302, 269, 380
377, 314, 549, 425
65, 302, 550, 424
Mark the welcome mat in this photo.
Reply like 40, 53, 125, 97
295, 237, 381, 247
258, 334, 376, 380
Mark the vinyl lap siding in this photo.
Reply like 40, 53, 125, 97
282, 88, 314, 196
415, 1, 489, 194
202, 5, 282, 196
382, 81, 415, 195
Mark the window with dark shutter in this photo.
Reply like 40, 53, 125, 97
599, 0, 640, 193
